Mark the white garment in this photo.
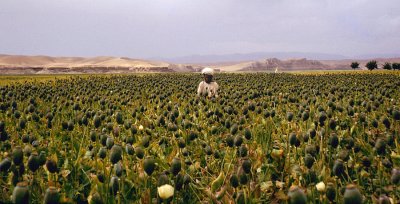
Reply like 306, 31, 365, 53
197, 81, 219, 98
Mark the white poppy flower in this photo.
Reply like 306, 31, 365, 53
316, 181, 326, 192
158, 184, 174, 200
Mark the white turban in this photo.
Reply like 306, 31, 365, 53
201, 67, 214, 75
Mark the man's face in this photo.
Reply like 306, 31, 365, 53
204, 74, 213, 83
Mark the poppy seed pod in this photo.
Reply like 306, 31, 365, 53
226, 135, 234, 147
109, 176, 119, 195
27, 153, 39, 172
378, 195, 391, 204
288, 186, 307, 204
326, 183, 336, 202
135, 146, 145, 159
12, 146, 24, 166
44, 187, 60, 204
12, 182, 29, 204
143, 157, 156, 176
0, 157, 12, 172
289, 132, 297, 146
157, 173, 169, 187
244, 128, 252, 140
230, 174, 239, 188
242, 159, 251, 174
46, 159, 58, 173
109, 145, 122, 164
332, 159, 344, 177
391, 168, 400, 184
287, 112, 294, 122
125, 144, 134, 155
375, 138, 386, 155
343, 184, 363, 204
89, 192, 103, 204
304, 154, 314, 169
234, 135, 243, 146
328, 133, 339, 148
98, 147, 107, 159
170, 157, 181, 175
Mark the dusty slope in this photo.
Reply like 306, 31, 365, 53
0, 55, 169, 68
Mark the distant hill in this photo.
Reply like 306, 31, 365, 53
0, 54, 399, 74
211, 57, 400, 72
239, 58, 333, 71
152, 52, 350, 64
0, 54, 195, 74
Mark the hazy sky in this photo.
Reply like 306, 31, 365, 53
1, 0, 399, 58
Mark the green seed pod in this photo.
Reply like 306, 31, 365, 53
98, 147, 107, 159
238, 145, 248, 157
89, 192, 103, 204
125, 144, 134, 155
106, 137, 114, 149
93, 116, 101, 128
44, 187, 60, 204
38, 151, 46, 166
326, 183, 336, 202
244, 129, 252, 140
12, 182, 30, 204
12, 146, 24, 166
0, 157, 12, 172
304, 154, 314, 169
115, 162, 123, 177
319, 112, 327, 124
288, 186, 307, 204
27, 153, 39, 172
332, 159, 344, 177
46, 159, 58, 173
361, 156, 371, 168
230, 124, 238, 135
90, 131, 98, 142
302, 111, 309, 121
141, 136, 150, 148
143, 157, 155, 176
97, 173, 105, 183
157, 173, 169, 187
178, 138, 186, 148
109, 176, 119, 196
375, 138, 386, 155
329, 119, 337, 130
230, 174, 239, 188
135, 146, 145, 159
205, 145, 212, 155
234, 135, 243, 147
110, 145, 123, 164
308, 129, 316, 138
170, 157, 181, 176
378, 195, 391, 204
175, 173, 184, 191
238, 168, 248, 185
289, 132, 297, 146
382, 117, 390, 129
393, 110, 400, 121
242, 159, 251, 174
305, 144, 317, 156
226, 135, 234, 147
287, 112, 294, 122
343, 184, 362, 204
328, 133, 339, 148
391, 168, 400, 184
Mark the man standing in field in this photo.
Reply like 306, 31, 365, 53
197, 67, 219, 98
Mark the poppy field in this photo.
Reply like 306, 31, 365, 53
0, 72, 400, 203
